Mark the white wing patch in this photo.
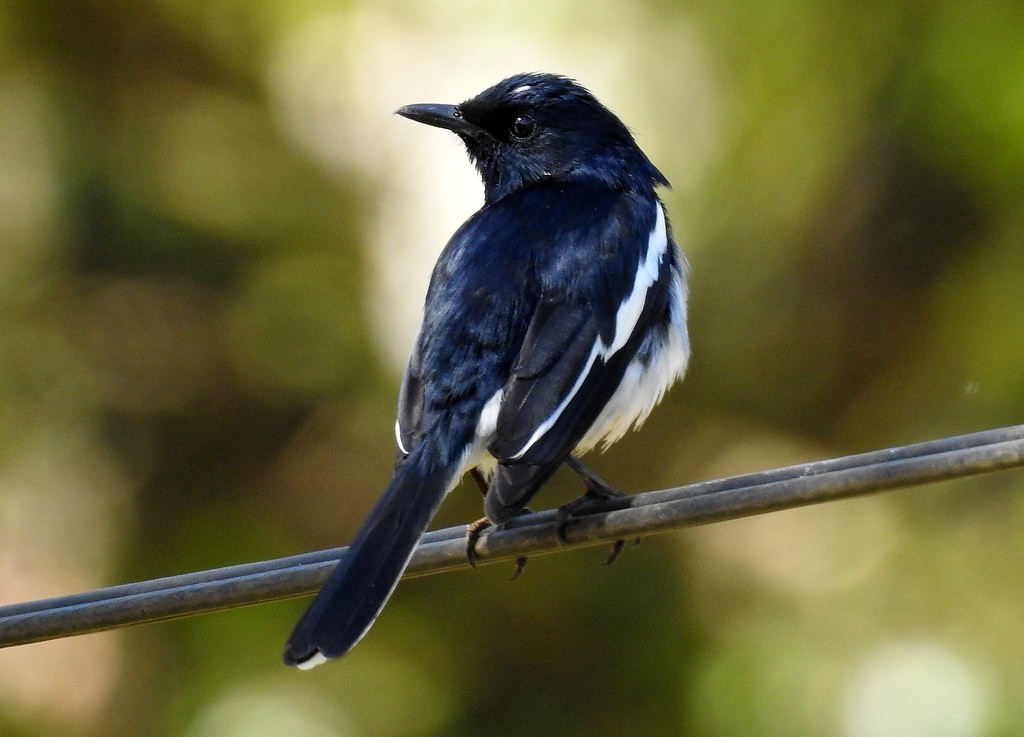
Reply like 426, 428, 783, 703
474, 388, 504, 443
507, 203, 671, 460
395, 420, 409, 455
608, 204, 667, 355
578, 251, 689, 453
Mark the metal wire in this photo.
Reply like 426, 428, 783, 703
2, 424, 1023, 649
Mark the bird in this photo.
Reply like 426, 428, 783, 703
283, 72, 690, 669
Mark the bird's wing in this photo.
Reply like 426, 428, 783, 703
489, 296, 605, 463
484, 197, 672, 519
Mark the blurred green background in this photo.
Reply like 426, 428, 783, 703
1, 0, 1023, 735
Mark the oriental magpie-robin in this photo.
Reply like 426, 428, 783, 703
283, 73, 689, 668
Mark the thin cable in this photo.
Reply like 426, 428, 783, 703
1, 425, 1023, 648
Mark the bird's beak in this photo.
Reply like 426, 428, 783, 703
395, 103, 486, 138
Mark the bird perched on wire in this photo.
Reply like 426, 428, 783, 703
283, 72, 690, 669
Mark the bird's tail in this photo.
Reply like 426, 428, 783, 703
283, 441, 459, 668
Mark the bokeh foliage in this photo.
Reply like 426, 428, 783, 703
1, 1, 1023, 735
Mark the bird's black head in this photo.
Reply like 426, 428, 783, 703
397, 73, 669, 203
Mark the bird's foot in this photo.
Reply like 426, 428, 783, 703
466, 515, 529, 580
558, 458, 638, 565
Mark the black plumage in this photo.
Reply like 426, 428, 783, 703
284, 73, 689, 668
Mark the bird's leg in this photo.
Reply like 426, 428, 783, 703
558, 456, 638, 565
562, 456, 625, 500
560, 456, 631, 512
469, 467, 489, 496
466, 468, 529, 580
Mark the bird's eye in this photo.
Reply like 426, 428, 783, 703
509, 115, 537, 140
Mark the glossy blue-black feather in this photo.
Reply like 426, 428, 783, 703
397, 179, 670, 521
285, 72, 689, 667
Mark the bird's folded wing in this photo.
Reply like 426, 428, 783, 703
488, 295, 636, 467
488, 298, 592, 462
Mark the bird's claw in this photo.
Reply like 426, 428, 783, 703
465, 517, 491, 569
466, 516, 530, 580
508, 556, 529, 581
597, 537, 642, 566
556, 481, 636, 566
599, 538, 626, 566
